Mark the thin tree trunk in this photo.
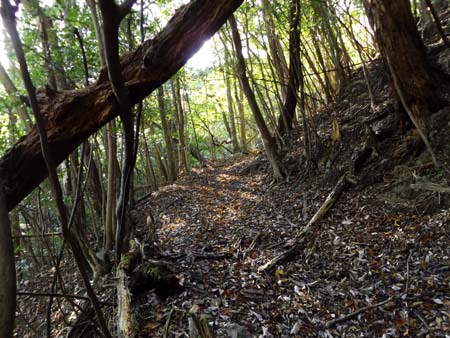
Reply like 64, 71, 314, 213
155, 143, 169, 183
158, 86, 177, 182
87, 0, 118, 254
261, 0, 288, 96
172, 77, 189, 172
104, 123, 116, 251
334, 8, 376, 111
224, 72, 240, 153
301, 46, 329, 104
313, 2, 348, 91
277, 0, 301, 135
234, 79, 248, 153
0, 62, 32, 129
142, 132, 158, 190
310, 26, 335, 101
229, 15, 284, 181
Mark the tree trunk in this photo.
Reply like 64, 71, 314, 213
84, 143, 104, 217
310, 26, 335, 101
104, 123, 117, 251
235, 80, 248, 153
0, 186, 15, 338
0, 62, 32, 130
229, 14, 284, 181
312, 2, 348, 92
0, 0, 244, 211
142, 132, 158, 190
158, 85, 177, 182
277, 0, 301, 135
365, 0, 443, 132
261, 0, 289, 97
224, 72, 240, 153
172, 77, 189, 172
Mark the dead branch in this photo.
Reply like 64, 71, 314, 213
325, 297, 393, 328
117, 267, 138, 338
17, 292, 91, 302
258, 175, 347, 272
163, 308, 174, 338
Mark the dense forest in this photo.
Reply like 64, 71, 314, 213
0, 0, 449, 337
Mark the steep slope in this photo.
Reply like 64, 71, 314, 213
129, 41, 450, 336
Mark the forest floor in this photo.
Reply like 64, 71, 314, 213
129, 35, 450, 338
132, 153, 450, 338
123, 30, 450, 337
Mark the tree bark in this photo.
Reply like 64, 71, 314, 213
224, 72, 240, 153
158, 85, 177, 182
277, 0, 301, 135
172, 77, 189, 172
104, 123, 117, 251
235, 80, 248, 153
312, 1, 348, 92
0, 0, 244, 211
365, 0, 443, 132
229, 14, 284, 181
0, 186, 15, 338
261, 0, 288, 97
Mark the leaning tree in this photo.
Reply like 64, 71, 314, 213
0, 1, 243, 336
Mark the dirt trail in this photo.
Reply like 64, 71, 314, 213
133, 161, 450, 338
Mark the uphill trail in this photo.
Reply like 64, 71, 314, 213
132, 159, 450, 338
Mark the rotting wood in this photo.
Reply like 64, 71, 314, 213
258, 175, 347, 272
0, 0, 244, 211
117, 267, 138, 338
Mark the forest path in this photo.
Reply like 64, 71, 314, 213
136, 162, 278, 259
132, 159, 450, 337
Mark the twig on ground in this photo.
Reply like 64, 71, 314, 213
404, 251, 412, 297
325, 297, 394, 329
243, 232, 261, 257
163, 308, 174, 338
17, 292, 89, 302
161, 251, 233, 261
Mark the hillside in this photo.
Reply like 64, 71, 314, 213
126, 44, 450, 337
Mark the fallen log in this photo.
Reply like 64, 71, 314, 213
258, 175, 347, 272
0, 0, 243, 211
